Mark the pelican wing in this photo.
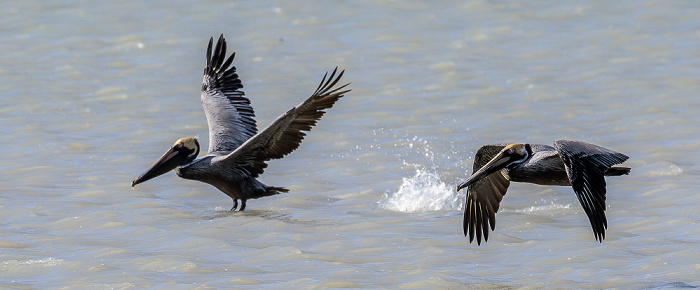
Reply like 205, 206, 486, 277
201, 35, 257, 154
463, 144, 511, 245
553, 140, 629, 242
216, 68, 350, 177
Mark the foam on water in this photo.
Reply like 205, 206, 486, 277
379, 167, 461, 212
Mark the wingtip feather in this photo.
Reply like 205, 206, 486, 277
206, 37, 214, 67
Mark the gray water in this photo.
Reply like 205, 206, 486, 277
1, 1, 699, 288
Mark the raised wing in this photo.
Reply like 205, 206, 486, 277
463, 144, 510, 245
201, 34, 257, 154
215, 68, 350, 177
553, 140, 629, 242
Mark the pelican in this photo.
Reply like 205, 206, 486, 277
131, 34, 350, 211
456, 140, 630, 245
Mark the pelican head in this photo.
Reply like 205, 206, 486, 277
131, 137, 200, 187
456, 143, 532, 191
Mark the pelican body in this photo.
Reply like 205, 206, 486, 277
456, 140, 630, 245
132, 35, 350, 211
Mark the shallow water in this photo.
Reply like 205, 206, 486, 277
1, 0, 699, 288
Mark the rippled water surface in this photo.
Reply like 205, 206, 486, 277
1, 1, 699, 288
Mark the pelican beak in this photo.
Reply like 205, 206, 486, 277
131, 146, 191, 187
456, 151, 515, 191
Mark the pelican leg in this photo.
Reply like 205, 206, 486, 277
230, 199, 238, 211
239, 199, 247, 211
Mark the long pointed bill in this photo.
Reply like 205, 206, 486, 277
456, 151, 515, 191
131, 147, 189, 187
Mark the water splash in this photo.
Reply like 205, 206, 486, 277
368, 129, 468, 213
379, 168, 462, 212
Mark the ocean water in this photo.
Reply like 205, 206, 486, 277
0, 1, 699, 288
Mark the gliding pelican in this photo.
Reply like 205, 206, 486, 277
456, 140, 630, 245
131, 34, 350, 211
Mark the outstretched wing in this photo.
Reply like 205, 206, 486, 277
463, 144, 511, 245
215, 68, 350, 177
553, 140, 629, 242
201, 34, 257, 154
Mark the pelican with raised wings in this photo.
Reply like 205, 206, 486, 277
131, 34, 350, 211
456, 140, 630, 245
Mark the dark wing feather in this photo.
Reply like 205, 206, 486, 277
217, 68, 350, 177
463, 144, 511, 245
553, 140, 629, 242
201, 34, 257, 154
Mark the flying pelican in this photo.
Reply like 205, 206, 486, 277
456, 140, 630, 245
131, 34, 350, 211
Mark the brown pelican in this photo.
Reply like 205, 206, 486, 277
131, 34, 350, 211
456, 140, 630, 245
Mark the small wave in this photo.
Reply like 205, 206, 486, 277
645, 162, 683, 177
379, 168, 462, 212
0, 257, 64, 271
512, 202, 573, 213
